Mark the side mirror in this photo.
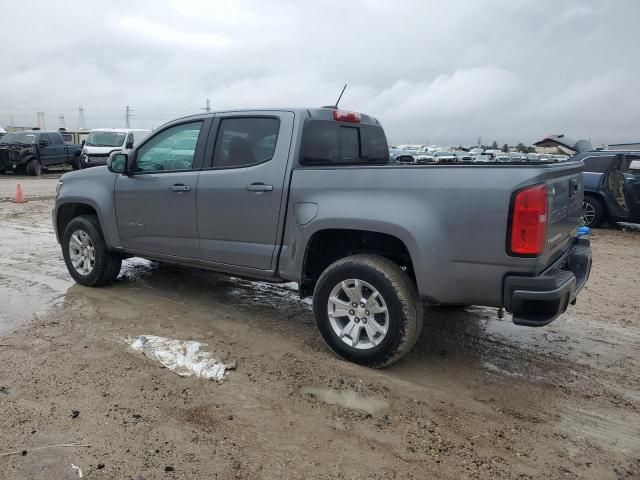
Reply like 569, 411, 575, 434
125, 141, 134, 149
108, 152, 128, 174
81, 140, 86, 146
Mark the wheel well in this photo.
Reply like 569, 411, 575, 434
584, 192, 607, 212
300, 229, 415, 298
56, 203, 98, 239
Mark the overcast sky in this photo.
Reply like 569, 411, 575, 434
1, 0, 638, 145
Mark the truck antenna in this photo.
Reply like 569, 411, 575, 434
323, 84, 348, 109
334, 83, 347, 108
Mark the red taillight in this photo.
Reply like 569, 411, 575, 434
333, 110, 361, 123
510, 184, 548, 256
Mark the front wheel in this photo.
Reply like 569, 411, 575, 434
62, 215, 122, 287
26, 158, 42, 176
313, 254, 423, 368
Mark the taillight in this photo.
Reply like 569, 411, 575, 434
510, 184, 548, 256
333, 110, 361, 123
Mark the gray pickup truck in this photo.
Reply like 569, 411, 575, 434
53, 108, 592, 367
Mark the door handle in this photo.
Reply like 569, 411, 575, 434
169, 184, 191, 192
245, 183, 273, 192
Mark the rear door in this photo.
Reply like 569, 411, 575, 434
196, 111, 294, 270
621, 154, 640, 222
115, 119, 209, 258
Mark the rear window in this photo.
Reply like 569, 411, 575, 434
583, 155, 613, 173
300, 120, 389, 165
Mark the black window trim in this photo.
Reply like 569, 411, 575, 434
128, 118, 209, 175
204, 115, 282, 171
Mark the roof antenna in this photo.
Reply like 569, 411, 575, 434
323, 84, 347, 109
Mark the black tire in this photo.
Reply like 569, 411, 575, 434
313, 254, 423, 368
62, 215, 122, 287
26, 158, 42, 176
583, 195, 605, 228
71, 156, 81, 171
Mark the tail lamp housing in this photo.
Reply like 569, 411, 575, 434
509, 184, 548, 256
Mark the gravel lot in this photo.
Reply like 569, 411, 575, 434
0, 175, 638, 479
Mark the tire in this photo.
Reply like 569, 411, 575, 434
26, 158, 42, 176
71, 156, 81, 171
582, 195, 605, 228
62, 215, 122, 287
313, 254, 423, 368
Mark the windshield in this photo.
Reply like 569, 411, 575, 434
86, 131, 126, 147
0, 132, 37, 144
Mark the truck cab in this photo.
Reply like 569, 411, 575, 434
79, 128, 151, 170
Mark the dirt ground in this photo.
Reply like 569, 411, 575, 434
0, 174, 639, 479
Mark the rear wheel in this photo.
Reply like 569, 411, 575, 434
62, 215, 122, 287
26, 158, 42, 176
313, 254, 423, 368
582, 196, 605, 227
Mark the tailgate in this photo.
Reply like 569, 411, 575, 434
545, 168, 583, 257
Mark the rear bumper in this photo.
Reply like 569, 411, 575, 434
503, 238, 592, 327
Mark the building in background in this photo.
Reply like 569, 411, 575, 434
534, 134, 592, 155
607, 141, 640, 151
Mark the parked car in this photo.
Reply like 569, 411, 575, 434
77, 128, 151, 170
53, 107, 591, 367
575, 150, 640, 227
392, 149, 416, 163
0, 130, 82, 175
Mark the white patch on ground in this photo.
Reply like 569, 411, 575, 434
125, 335, 235, 383
303, 387, 389, 415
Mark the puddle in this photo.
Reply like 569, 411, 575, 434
303, 387, 389, 415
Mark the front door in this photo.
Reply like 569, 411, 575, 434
37, 133, 58, 166
196, 112, 294, 270
115, 120, 208, 258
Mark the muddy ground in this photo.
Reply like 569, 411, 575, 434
0, 174, 639, 479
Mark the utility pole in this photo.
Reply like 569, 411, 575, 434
125, 105, 131, 128
58, 113, 66, 129
78, 106, 86, 130
37, 112, 45, 129
478, 136, 482, 147
202, 98, 211, 113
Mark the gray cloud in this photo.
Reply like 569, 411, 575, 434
1, 0, 638, 145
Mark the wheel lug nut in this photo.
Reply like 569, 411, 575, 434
349, 309, 355, 315
354, 317, 360, 323
365, 310, 370, 315
363, 318, 368, 324
352, 302, 357, 307
360, 302, 365, 307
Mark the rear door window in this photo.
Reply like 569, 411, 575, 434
51, 134, 64, 145
212, 117, 280, 168
582, 155, 613, 173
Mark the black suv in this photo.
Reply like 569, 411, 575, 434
575, 150, 640, 227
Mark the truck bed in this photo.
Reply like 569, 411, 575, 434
279, 161, 584, 307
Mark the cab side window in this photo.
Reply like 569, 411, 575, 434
51, 134, 64, 146
134, 122, 203, 173
212, 117, 280, 168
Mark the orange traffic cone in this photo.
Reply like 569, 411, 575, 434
15, 184, 24, 203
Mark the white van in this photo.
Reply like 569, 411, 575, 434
77, 128, 151, 169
